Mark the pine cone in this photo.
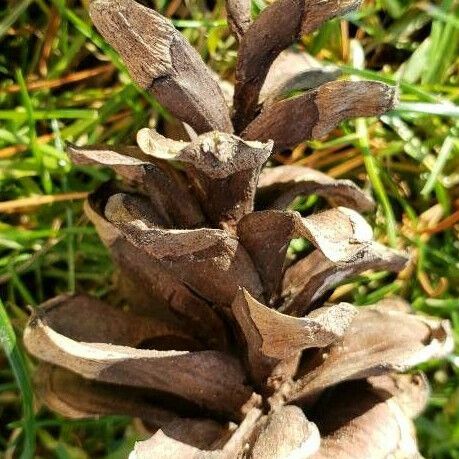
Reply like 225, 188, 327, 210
24, 0, 453, 457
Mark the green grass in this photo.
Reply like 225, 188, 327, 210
0, 0, 458, 457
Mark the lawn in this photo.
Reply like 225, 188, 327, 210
0, 0, 458, 457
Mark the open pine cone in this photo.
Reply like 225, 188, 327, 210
24, 0, 453, 457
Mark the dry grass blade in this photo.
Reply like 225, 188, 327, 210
1, 65, 114, 94
0, 192, 88, 213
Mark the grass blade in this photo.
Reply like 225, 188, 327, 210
356, 118, 398, 247
393, 102, 459, 117
0, 0, 33, 39
421, 136, 455, 196
0, 300, 36, 459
